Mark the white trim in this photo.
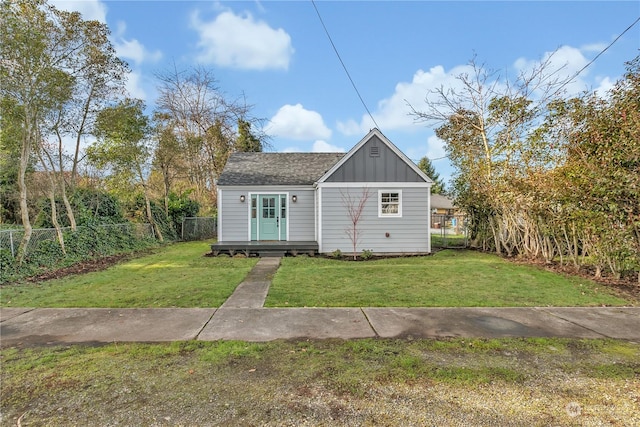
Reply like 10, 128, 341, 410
249, 192, 289, 242
286, 194, 290, 241
314, 187, 318, 242
218, 185, 314, 191
378, 190, 403, 218
426, 186, 431, 252
317, 187, 323, 252
316, 128, 433, 184
217, 188, 223, 241
316, 182, 431, 188
247, 193, 251, 241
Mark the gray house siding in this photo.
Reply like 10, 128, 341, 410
218, 187, 315, 242
324, 135, 423, 183
219, 189, 249, 241
319, 186, 429, 254
287, 189, 316, 241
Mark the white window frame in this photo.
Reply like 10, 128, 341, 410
378, 190, 402, 217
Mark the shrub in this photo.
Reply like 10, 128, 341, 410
361, 249, 374, 260
26, 239, 65, 268
332, 249, 343, 259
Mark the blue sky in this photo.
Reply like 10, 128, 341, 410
51, 0, 640, 185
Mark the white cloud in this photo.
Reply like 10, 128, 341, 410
50, 0, 107, 22
426, 135, 446, 160
312, 140, 345, 153
339, 43, 617, 137
266, 104, 332, 141
281, 140, 345, 153
514, 45, 592, 95
190, 9, 293, 70
594, 76, 616, 97
124, 71, 147, 100
113, 22, 162, 65
338, 64, 473, 136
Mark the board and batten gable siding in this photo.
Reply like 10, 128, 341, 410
324, 135, 423, 183
319, 186, 429, 254
218, 187, 316, 242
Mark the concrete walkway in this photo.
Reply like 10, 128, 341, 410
1, 257, 639, 346
219, 256, 280, 309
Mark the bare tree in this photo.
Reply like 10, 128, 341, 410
341, 188, 372, 260
154, 65, 268, 211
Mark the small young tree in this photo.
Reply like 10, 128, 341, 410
341, 188, 372, 260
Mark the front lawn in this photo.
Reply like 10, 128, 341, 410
1, 246, 631, 308
0, 241, 257, 308
266, 250, 629, 307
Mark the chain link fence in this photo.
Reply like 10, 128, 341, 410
181, 217, 217, 241
0, 223, 155, 258
431, 214, 468, 248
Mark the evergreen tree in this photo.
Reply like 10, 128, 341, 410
235, 119, 262, 152
417, 156, 446, 194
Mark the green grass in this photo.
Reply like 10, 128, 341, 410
266, 250, 629, 307
0, 241, 257, 308
1, 246, 631, 308
431, 233, 467, 247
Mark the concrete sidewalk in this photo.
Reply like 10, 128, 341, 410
1, 306, 639, 346
2, 256, 639, 346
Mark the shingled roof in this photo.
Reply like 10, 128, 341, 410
217, 152, 345, 186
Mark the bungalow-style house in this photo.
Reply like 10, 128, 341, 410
212, 128, 433, 256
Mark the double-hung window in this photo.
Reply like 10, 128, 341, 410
379, 190, 402, 217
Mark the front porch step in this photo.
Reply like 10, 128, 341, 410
259, 251, 286, 257
210, 241, 319, 257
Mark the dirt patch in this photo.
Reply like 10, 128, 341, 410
22, 251, 152, 283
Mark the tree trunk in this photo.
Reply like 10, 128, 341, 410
145, 193, 163, 242
37, 146, 66, 254
16, 114, 34, 264
55, 127, 77, 231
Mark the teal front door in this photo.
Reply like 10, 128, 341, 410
258, 195, 279, 240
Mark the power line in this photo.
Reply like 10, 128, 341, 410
311, 0, 379, 129
551, 15, 640, 98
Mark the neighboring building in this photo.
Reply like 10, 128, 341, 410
431, 194, 456, 216
212, 128, 433, 256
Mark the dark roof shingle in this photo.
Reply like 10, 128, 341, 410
217, 152, 345, 186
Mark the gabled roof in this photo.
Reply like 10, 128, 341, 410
317, 128, 433, 184
217, 152, 345, 186
431, 194, 455, 209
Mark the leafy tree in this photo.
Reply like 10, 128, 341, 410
417, 156, 445, 194
1, 0, 76, 261
412, 52, 640, 281
1, 0, 127, 260
556, 56, 640, 280
88, 99, 163, 241
167, 191, 200, 236
44, 7, 128, 231
0, 97, 25, 224
412, 54, 574, 255
151, 112, 186, 215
